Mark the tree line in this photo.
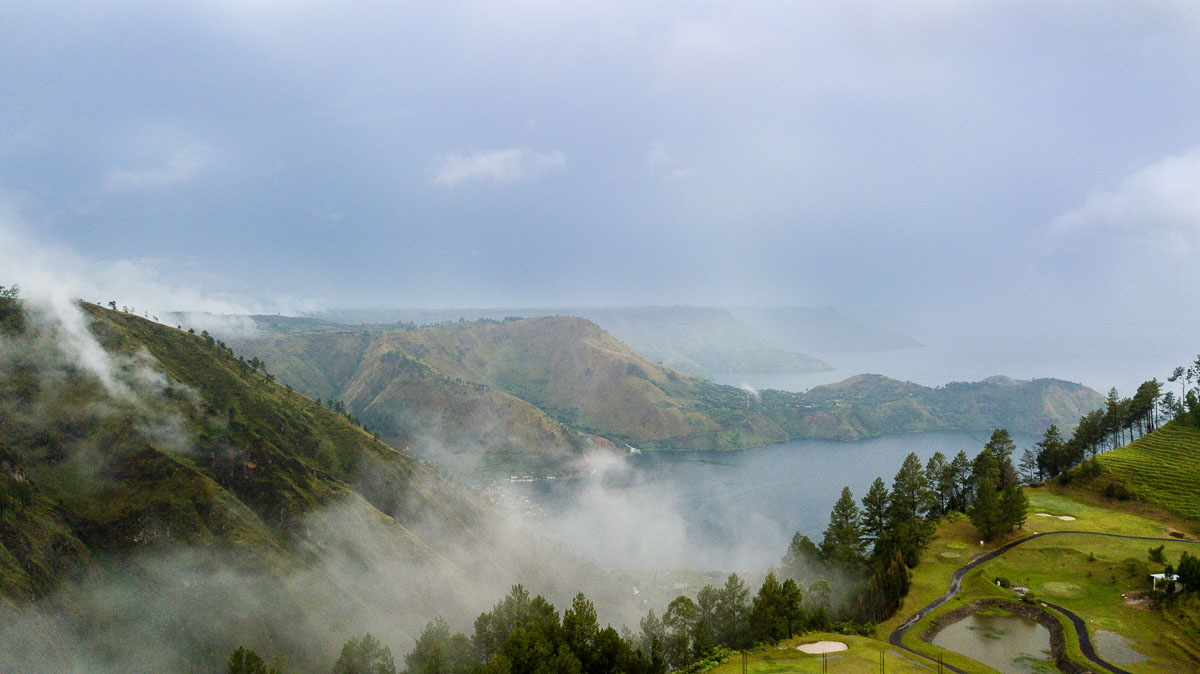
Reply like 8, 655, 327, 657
781, 429, 1028, 624
1033, 356, 1200, 481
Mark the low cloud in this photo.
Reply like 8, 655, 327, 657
0, 209, 318, 326
105, 145, 210, 191
1049, 146, 1200, 249
432, 147, 566, 187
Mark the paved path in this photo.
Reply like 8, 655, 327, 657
887, 530, 1198, 673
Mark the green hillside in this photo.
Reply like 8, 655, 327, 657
0, 302, 486, 601
1090, 422, 1200, 520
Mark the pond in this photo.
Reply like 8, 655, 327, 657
931, 611, 1053, 673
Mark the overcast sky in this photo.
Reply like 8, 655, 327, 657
2, 1, 1200, 350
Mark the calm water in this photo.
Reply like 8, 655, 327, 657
932, 612, 1052, 673
504, 430, 1034, 570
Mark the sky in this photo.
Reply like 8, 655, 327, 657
2, 0, 1200, 351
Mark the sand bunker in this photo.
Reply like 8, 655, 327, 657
797, 641, 848, 654
1035, 513, 1077, 521
1041, 581, 1084, 598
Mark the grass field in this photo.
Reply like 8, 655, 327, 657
1094, 422, 1200, 520
708, 634, 937, 673
888, 489, 1200, 673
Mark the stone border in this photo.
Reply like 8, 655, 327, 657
919, 598, 1091, 674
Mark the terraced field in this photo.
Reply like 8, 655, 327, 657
1097, 422, 1200, 520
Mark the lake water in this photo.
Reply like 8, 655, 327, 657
931, 612, 1053, 673
501, 430, 1034, 570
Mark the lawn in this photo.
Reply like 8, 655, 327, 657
708, 634, 936, 673
886, 488, 1200, 673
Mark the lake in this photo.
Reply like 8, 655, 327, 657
498, 430, 1035, 570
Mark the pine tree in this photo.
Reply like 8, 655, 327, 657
969, 448, 1001, 539
714, 573, 750, 649
887, 452, 935, 566
999, 482, 1028, 533
860, 477, 890, 558
925, 452, 950, 517
948, 450, 972, 512
820, 486, 866, 570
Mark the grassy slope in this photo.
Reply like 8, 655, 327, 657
1088, 422, 1200, 520
886, 488, 1200, 673
0, 304, 483, 600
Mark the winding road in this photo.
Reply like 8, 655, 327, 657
887, 530, 1199, 673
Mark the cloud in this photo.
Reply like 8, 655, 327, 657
0, 207, 318, 324
1049, 146, 1200, 248
105, 145, 210, 191
646, 140, 697, 182
431, 147, 566, 187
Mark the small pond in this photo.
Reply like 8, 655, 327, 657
931, 611, 1053, 673
1093, 630, 1147, 665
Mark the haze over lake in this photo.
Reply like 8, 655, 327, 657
500, 430, 1036, 571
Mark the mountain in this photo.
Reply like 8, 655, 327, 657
237, 316, 793, 460
232, 317, 1104, 461
759, 374, 1106, 440
313, 306, 833, 376
731, 306, 922, 354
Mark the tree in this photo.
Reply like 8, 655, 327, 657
562, 593, 603, 674
333, 633, 396, 674
860, 477, 890, 558
925, 452, 951, 517
662, 595, 699, 669
1034, 425, 1065, 479
1018, 448, 1039, 485
781, 532, 823, 580
713, 573, 750, 649
969, 449, 1003, 541
639, 609, 666, 661
820, 486, 865, 570
948, 450, 972, 512
406, 618, 474, 674
780, 579, 805, 639
227, 646, 277, 674
693, 585, 718, 656
854, 548, 910, 623
999, 481, 1028, 533
887, 452, 935, 566
750, 573, 786, 643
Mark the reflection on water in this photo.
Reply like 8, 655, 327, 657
932, 612, 1052, 674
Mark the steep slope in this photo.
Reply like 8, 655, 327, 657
1088, 422, 1200, 520
0, 302, 485, 599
